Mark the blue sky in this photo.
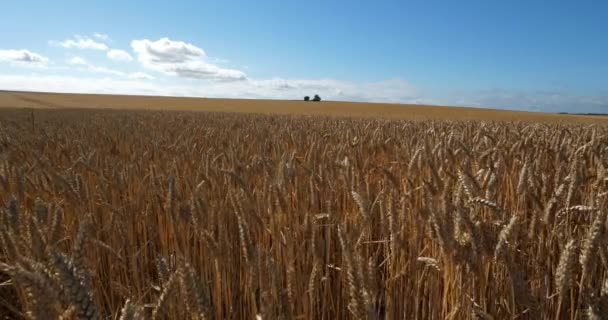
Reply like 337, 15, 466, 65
0, 0, 606, 112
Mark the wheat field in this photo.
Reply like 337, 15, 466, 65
0, 96, 608, 319
1, 90, 606, 123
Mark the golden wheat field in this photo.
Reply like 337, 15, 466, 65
1, 92, 608, 319
1, 90, 607, 123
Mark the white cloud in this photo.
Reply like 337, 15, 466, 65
54, 35, 108, 50
131, 38, 206, 63
163, 61, 247, 81
107, 49, 133, 62
0, 49, 49, 66
131, 38, 246, 81
68, 56, 87, 65
93, 33, 110, 41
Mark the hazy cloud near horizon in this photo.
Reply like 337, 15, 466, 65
0, 73, 605, 113
0, 34, 606, 113
454, 90, 608, 114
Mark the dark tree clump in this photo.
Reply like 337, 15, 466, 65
312, 94, 321, 102
304, 96, 310, 101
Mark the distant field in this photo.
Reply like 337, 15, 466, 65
0, 90, 606, 123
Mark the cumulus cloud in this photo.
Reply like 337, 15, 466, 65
165, 61, 248, 81
131, 38, 246, 81
107, 49, 133, 61
0, 49, 49, 66
53, 35, 108, 50
131, 38, 206, 63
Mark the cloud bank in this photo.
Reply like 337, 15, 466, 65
0, 73, 416, 102
0, 71, 605, 113
443, 89, 608, 113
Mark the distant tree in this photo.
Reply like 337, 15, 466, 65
304, 96, 310, 101
312, 94, 321, 102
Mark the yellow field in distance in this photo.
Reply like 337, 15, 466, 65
0, 90, 605, 123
